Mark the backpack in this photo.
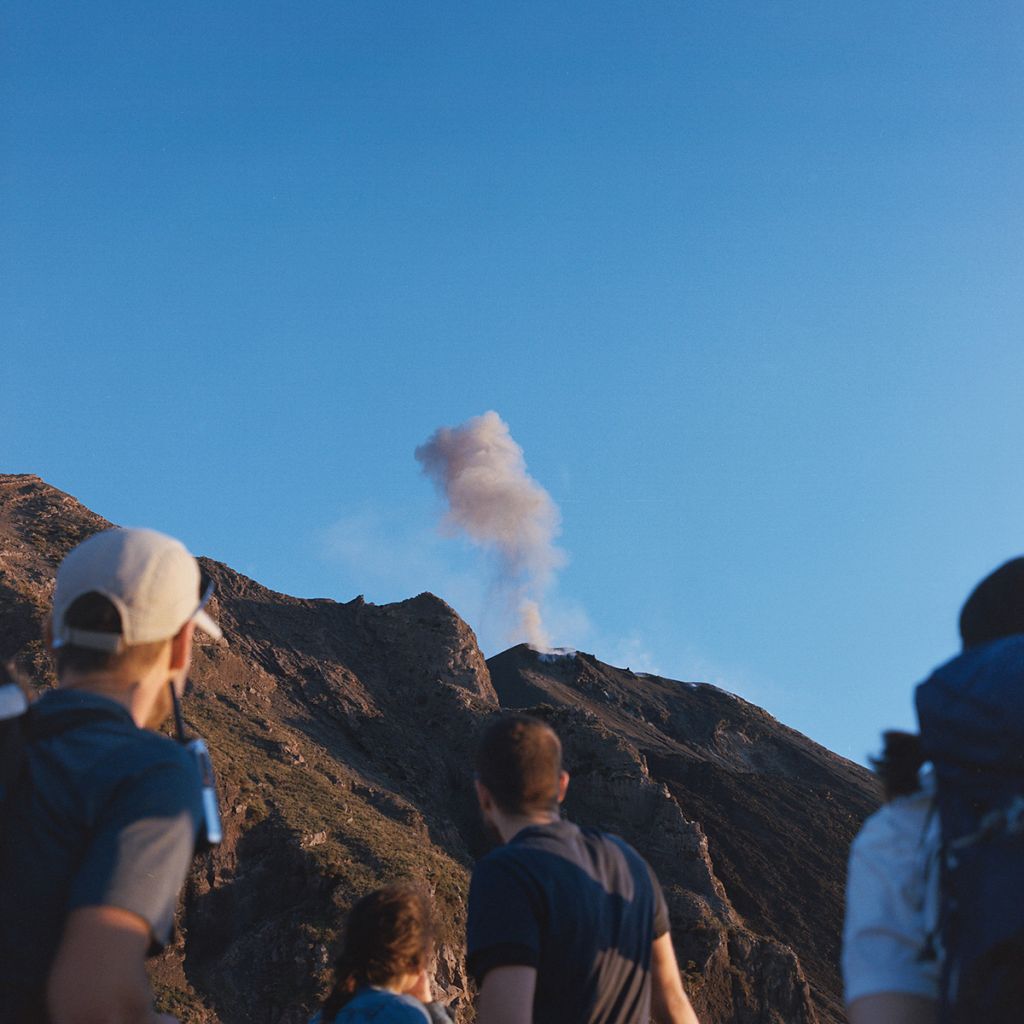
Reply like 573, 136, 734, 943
0, 681, 222, 850
0, 682, 114, 819
915, 634, 1024, 1024
0, 681, 31, 813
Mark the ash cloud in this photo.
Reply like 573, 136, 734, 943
415, 411, 565, 650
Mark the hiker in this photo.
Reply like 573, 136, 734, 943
916, 556, 1024, 1023
843, 557, 1024, 1024
311, 882, 454, 1024
842, 730, 939, 1024
466, 713, 700, 1024
0, 527, 223, 1024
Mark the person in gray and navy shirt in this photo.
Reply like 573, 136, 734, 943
0, 528, 223, 1024
466, 714, 701, 1024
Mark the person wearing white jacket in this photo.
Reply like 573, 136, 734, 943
843, 734, 939, 1024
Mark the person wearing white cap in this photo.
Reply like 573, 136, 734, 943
0, 527, 223, 1024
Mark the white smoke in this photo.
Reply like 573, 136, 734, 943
518, 598, 552, 653
415, 411, 565, 650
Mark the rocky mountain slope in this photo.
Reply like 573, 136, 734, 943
0, 474, 880, 1023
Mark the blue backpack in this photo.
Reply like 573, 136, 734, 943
0, 682, 113, 816
1, 680, 223, 850
916, 635, 1024, 1024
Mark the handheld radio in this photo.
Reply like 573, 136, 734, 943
171, 682, 223, 849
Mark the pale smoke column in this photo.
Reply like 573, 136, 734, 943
518, 598, 552, 652
415, 411, 564, 650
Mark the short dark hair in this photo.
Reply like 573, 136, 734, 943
870, 730, 925, 801
959, 557, 1024, 650
54, 592, 167, 676
476, 713, 563, 815
322, 883, 433, 1019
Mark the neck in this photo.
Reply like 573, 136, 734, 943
60, 672, 138, 708
59, 666, 170, 730
492, 808, 561, 844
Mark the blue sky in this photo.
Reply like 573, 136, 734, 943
3, 2, 1023, 763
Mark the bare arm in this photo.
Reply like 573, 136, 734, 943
847, 993, 937, 1024
47, 906, 175, 1024
650, 932, 701, 1024
476, 965, 537, 1024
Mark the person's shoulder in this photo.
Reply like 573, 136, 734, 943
98, 722, 198, 798
389, 993, 432, 1022
36, 691, 185, 757
852, 780, 936, 858
586, 825, 631, 847
581, 825, 646, 863
128, 727, 195, 771
32, 690, 196, 787
472, 838, 534, 879
476, 823, 577, 875
581, 826, 665, 889
333, 989, 430, 1023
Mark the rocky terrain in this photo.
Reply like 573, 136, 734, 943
0, 473, 880, 1023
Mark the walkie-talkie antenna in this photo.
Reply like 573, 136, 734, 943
171, 680, 188, 742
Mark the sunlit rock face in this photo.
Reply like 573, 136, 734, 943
0, 474, 879, 1024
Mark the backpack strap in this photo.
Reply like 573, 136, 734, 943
0, 696, 32, 812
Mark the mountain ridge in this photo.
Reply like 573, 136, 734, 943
0, 473, 878, 1023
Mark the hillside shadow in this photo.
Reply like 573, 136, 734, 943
182, 813, 333, 1024
0, 577, 44, 662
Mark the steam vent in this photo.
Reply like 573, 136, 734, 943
0, 473, 879, 1024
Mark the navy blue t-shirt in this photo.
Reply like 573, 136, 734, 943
466, 819, 670, 1024
0, 690, 203, 1019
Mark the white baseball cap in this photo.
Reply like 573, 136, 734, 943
52, 527, 223, 652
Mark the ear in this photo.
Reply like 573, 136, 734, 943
475, 778, 494, 813
169, 621, 196, 671
556, 770, 570, 804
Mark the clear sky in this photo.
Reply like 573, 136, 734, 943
3, 2, 1023, 763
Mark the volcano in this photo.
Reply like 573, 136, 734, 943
0, 473, 878, 1023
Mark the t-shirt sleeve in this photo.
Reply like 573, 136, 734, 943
466, 853, 543, 985
69, 754, 202, 949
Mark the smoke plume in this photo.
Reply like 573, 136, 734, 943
415, 411, 564, 650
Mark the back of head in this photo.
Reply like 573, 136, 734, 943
870, 730, 925, 801
54, 592, 167, 677
322, 883, 432, 1018
51, 527, 221, 678
476, 713, 562, 816
959, 557, 1024, 650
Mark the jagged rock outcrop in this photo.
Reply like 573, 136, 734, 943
0, 474, 879, 1023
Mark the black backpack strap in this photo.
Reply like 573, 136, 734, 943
0, 704, 32, 814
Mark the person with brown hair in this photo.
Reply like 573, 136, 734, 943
313, 883, 453, 1024
0, 527, 223, 1024
842, 729, 940, 1024
466, 713, 700, 1024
